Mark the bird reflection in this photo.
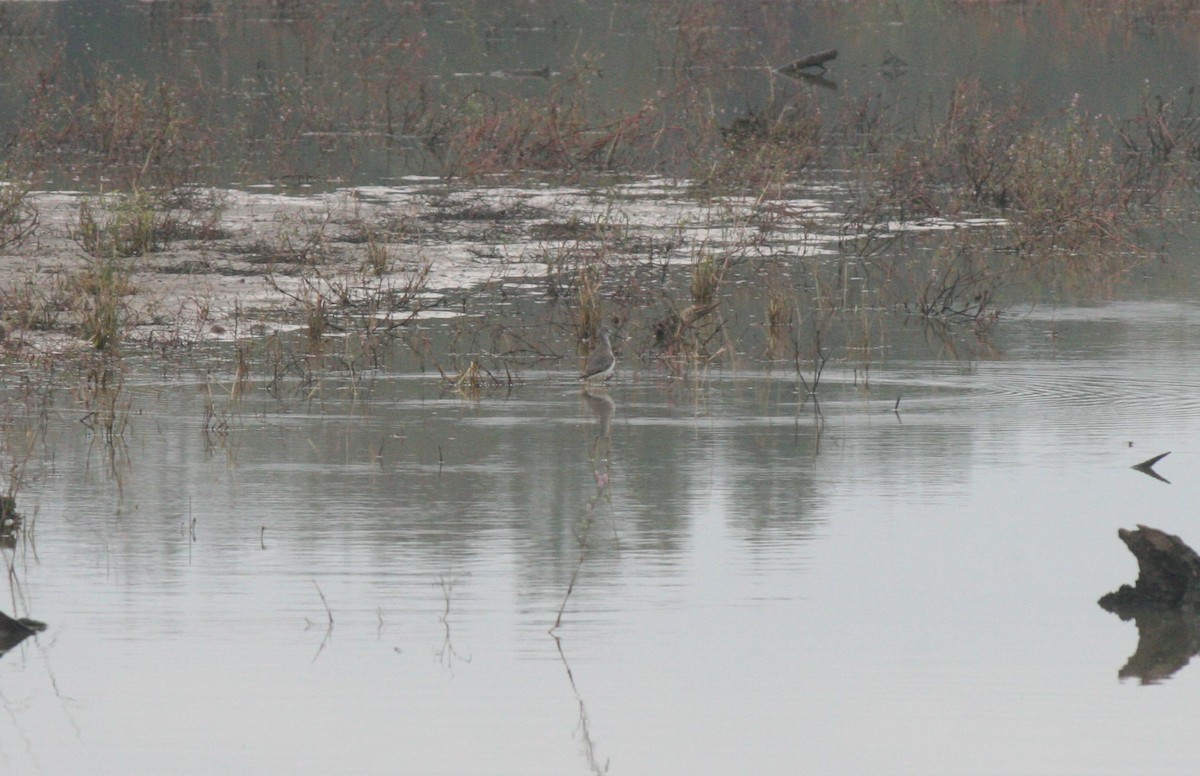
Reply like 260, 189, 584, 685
583, 387, 616, 476
582, 387, 615, 438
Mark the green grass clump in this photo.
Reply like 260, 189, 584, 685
75, 190, 163, 259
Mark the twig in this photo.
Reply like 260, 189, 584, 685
313, 580, 333, 625
551, 554, 585, 633
1132, 451, 1171, 483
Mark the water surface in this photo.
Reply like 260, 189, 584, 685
4, 296, 1200, 774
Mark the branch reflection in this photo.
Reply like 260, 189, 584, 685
553, 634, 609, 775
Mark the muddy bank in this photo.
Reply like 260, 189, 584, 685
0, 180, 839, 354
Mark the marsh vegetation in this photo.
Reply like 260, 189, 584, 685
3, 2, 1200, 773
0, 4, 1196, 387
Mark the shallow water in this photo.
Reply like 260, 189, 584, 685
2, 295, 1200, 775
6, 2, 1200, 774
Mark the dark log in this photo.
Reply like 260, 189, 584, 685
774, 49, 838, 76
1099, 525, 1200, 610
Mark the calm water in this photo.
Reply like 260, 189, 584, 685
2, 296, 1200, 774
5, 1, 1200, 774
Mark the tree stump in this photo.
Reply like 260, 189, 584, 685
1099, 525, 1200, 610
0, 610, 45, 658
1098, 526, 1200, 683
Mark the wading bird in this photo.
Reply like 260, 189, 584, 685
581, 328, 616, 384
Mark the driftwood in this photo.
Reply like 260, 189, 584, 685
1099, 525, 1200, 683
773, 48, 838, 76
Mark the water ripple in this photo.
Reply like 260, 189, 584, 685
978, 361, 1200, 422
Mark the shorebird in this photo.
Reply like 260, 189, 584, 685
580, 328, 616, 383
